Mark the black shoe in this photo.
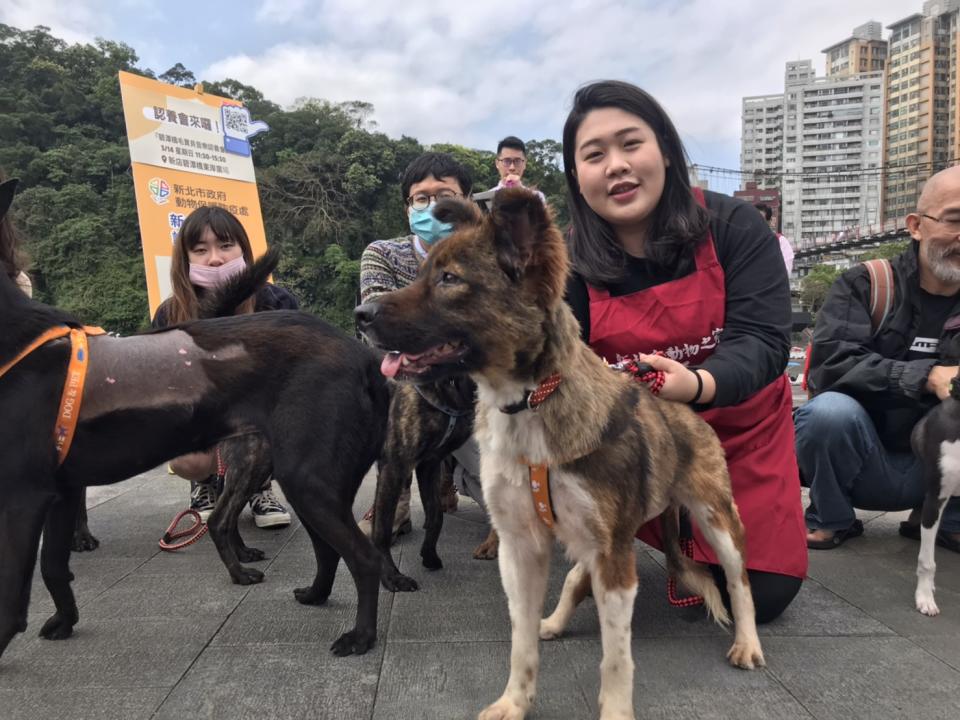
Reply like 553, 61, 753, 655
899, 521, 960, 553
807, 519, 864, 549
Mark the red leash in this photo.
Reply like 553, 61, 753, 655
158, 447, 227, 552
667, 536, 705, 608
158, 510, 208, 551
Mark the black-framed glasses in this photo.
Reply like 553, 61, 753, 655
497, 157, 526, 167
921, 213, 960, 234
407, 190, 461, 210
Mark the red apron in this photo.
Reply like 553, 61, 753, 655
586, 189, 807, 578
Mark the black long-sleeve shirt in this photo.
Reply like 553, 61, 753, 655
565, 190, 790, 408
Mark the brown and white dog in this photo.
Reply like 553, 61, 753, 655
355, 189, 764, 720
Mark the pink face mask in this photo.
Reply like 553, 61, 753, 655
188, 255, 247, 288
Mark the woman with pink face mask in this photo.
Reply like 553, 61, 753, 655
153, 206, 298, 527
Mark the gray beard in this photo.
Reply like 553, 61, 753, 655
925, 243, 960, 285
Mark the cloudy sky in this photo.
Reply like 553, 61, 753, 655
3, 0, 913, 188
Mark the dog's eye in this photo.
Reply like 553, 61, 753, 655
438, 271, 461, 286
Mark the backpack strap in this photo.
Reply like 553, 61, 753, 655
802, 258, 893, 396
862, 258, 893, 332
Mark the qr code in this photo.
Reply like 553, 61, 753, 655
222, 106, 249, 135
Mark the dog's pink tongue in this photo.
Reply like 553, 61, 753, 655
381, 353, 404, 378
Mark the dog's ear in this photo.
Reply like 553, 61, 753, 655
0, 178, 19, 224
490, 187, 569, 307
433, 197, 482, 229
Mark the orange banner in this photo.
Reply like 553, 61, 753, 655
118, 71, 268, 316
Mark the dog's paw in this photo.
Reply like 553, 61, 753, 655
71, 528, 100, 553
231, 567, 265, 585
420, 548, 443, 571
600, 710, 637, 720
293, 585, 329, 606
39, 612, 76, 641
727, 639, 765, 670
539, 617, 563, 641
916, 591, 940, 617
478, 697, 527, 720
473, 535, 499, 560
381, 571, 419, 593
236, 546, 266, 563
330, 628, 376, 656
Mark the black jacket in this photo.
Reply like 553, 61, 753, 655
808, 245, 960, 451
152, 283, 299, 329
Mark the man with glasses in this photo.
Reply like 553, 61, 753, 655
358, 152, 475, 542
490, 136, 545, 203
795, 165, 960, 552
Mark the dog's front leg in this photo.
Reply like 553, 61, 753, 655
479, 529, 551, 720
592, 549, 638, 720
916, 489, 949, 616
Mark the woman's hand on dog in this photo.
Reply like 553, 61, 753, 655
635, 353, 716, 404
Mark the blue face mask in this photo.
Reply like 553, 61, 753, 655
409, 205, 454, 246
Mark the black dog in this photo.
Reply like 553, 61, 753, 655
0, 180, 389, 661
373, 378, 474, 591
910, 325, 960, 616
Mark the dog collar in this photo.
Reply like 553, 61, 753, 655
500, 373, 562, 414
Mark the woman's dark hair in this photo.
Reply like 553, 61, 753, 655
0, 170, 28, 280
400, 152, 473, 203
562, 80, 709, 286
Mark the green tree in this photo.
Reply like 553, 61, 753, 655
860, 240, 909, 261
159, 62, 196, 88
0, 23, 569, 333
800, 265, 842, 316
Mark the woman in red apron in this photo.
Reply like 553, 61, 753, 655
562, 81, 807, 622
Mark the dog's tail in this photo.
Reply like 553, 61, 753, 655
198, 247, 281, 319
661, 507, 731, 626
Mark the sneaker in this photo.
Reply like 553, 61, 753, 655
189, 480, 219, 523
249, 486, 292, 529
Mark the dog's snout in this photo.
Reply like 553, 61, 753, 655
354, 302, 380, 329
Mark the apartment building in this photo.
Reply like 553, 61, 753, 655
740, 93, 784, 189
883, 1, 960, 219
742, 28, 886, 244
823, 21, 888, 78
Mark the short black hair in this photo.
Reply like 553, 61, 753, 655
496, 136, 526, 156
754, 203, 773, 222
400, 152, 473, 203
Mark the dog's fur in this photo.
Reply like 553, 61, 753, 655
910, 331, 960, 616
357, 188, 764, 720
373, 378, 475, 590
0, 181, 390, 662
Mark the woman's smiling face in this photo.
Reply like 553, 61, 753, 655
573, 107, 667, 241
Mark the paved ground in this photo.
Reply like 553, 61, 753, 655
3, 464, 960, 720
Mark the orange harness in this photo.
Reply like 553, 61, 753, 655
0, 325, 106, 465
524, 461, 557, 528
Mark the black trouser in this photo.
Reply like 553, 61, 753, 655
709, 565, 802, 624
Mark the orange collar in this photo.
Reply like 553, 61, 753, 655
0, 325, 105, 465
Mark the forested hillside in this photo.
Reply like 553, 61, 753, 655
0, 24, 566, 331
